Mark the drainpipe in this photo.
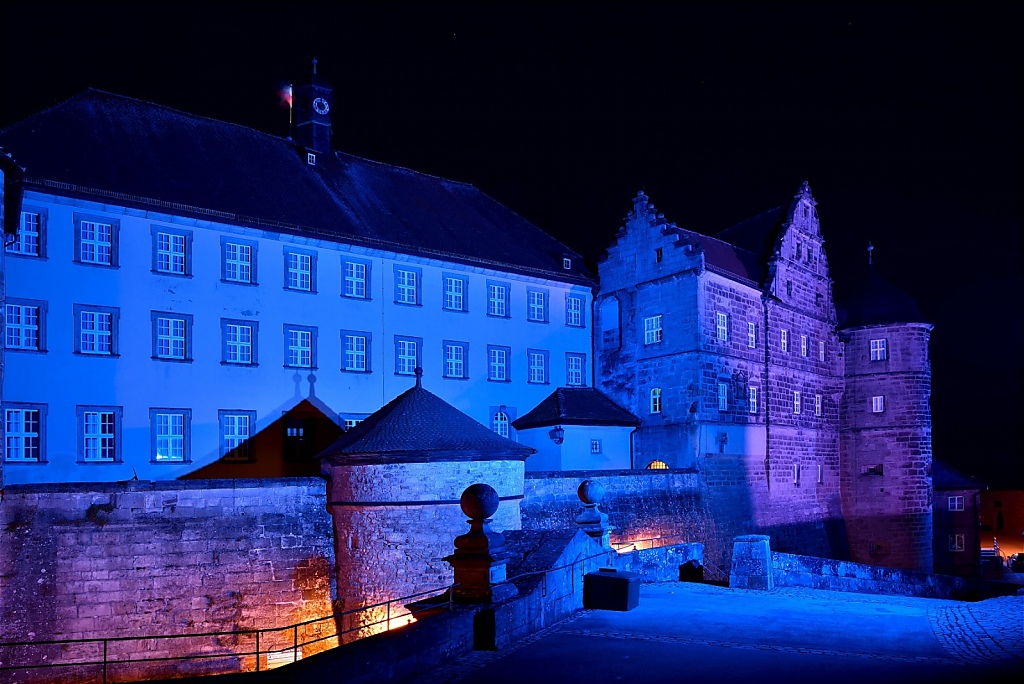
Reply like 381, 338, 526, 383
762, 291, 772, 492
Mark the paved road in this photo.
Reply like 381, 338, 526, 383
416, 583, 1024, 684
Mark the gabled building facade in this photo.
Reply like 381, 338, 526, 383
0, 77, 593, 484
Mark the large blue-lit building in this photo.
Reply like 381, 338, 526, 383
0, 75, 594, 484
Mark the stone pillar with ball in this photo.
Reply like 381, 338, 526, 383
445, 483, 519, 603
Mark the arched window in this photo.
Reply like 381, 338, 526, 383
492, 411, 509, 439
646, 460, 669, 470
650, 388, 662, 414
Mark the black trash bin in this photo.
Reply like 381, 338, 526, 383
583, 568, 640, 611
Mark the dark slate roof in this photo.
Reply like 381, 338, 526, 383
714, 206, 785, 266
933, 459, 986, 491
317, 378, 533, 464
668, 224, 765, 286
512, 387, 639, 430
0, 90, 592, 284
837, 265, 927, 329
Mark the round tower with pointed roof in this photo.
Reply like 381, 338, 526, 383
318, 369, 533, 639
839, 246, 933, 572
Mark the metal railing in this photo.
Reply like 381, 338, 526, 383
0, 585, 451, 684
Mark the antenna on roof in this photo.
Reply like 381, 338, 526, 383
867, 240, 874, 265
312, 57, 318, 75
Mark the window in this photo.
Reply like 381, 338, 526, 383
151, 312, 192, 361
815, 394, 822, 417
786, 280, 793, 297
394, 266, 421, 305
793, 391, 801, 414
444, 341, 469, 379
566, 353, 586, 386
793, 464, 801, 485
716, 312, 728, 341
5, 299, 45, 351
342, 258, 370, 299
647, 460, 669, 470
949, 534, 965, 552
8, 208, 45, 257
307, 152, 316, 165
566, 295, 585, 327
815, 292, 823, 307
563, 258, 572, 270
650, 388, 662, 414
590, 439, 602, 454
77, 406, 122, 463
528, 349, 549, 384
747, 322, 756, 349
748, 387, 757, 414
342, 331, 370, 372
152, 226, 191, 276
643, 315, 663, 345
948, 496, 965, 512
74, 304, 119, 356
74, 214, 119, 266
819, 341, 826, 362
285, 249, 316, 292
220, 410, 255, 461
284, 325, 317, 368
342, 418, 364, 431
4, 404, 45, 462
221, 319, 258, 365
718, 382, 728, 411
487, 281, 510, 317
527, 289, 548, 322
781, 329, 789, 352
150, 408, 191, 463
492, 410, 510, 438
488, 345, 511, 382
395, 335, 422, 375
221, 238, 257, 284
801, 335, 808, 357
872, 396, 885, 413
870, 338, 888, 361
655, 248, 663, 263
443, 274, 468, 312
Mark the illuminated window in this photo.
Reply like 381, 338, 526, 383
647, 460, 669, 470
644, 315, 663, 345
222, 238, 257, 284
488, 345, 510, 381
285, 250, 316, 292
4, 405, 44, 462
395, 336, 421, 375
152, 312, 192, 361
527, 289, 548, 322
8, 209, 44, 257
801, 335, 808, 357
77, 406, 121, 463
872, 395, 885, 413
949, 534, 964, 552
716, 312, 728, 341
443, 275, 467, 312
748, 387, 757, 414
285, 325, 316, 368
444, 341, 468, 379
395, 266, 421, 305
793, 391, 801, 414
75, 214, 118, 266
528, 349, 549, 384
152, 226, 191, 275
747, 322, 756, 348
781, 329, 788, 352
815, 394, 822, 417
492, 410, 510, 438
870, 339, 888, 361
948, 496, 964, 512
487, 281, 510, 317
342, 258, 370, 299
75, 305, 118, 356
5, 300, 45, 351
566, 295, 585, 327
150, 408, 191, 463
590, 439, 602, 454
650, 388, 662, 414
222, 319, 258, 365
566, 353, 586, 386
220, 410, 255, 461
342, 332, 370, 372
718, 383, 728, 411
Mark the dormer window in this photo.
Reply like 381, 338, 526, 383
563, 258, 572, 270
307, 152, 316, 166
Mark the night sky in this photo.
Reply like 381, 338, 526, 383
2, 3, 1021, 486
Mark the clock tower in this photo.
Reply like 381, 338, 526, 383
294, 58, 333, 153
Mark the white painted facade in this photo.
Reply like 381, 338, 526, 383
520, 424, 633, 471
2, 191, 593, 484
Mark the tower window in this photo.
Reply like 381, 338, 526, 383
655, 248, 663, 263
786, 280, 793, 297
563, 258, 572, 270
871, 396, 885, 413
870, 339, 888, 361
307, 152, 316, 165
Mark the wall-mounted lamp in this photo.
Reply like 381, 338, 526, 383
549, 426, 565, 445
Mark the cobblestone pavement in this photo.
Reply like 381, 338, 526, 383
413, 582, 1024, 684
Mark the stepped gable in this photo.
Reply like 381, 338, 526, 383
838, 264, 926, 329
512, 387, 639, 430
0, 89, 592, 283
317, 374, 534, 464
932, 459, 986, 490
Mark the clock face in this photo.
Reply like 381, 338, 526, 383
313, 97, 330, 115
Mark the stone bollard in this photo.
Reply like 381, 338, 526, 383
444, 483, 518, 604
575, 479, 615, 549
729, 535, 774, 590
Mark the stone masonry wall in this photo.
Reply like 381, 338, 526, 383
0, 478, 336, 681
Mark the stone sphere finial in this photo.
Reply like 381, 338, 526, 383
577, 479, 605, 506
461, 483, 500, 520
